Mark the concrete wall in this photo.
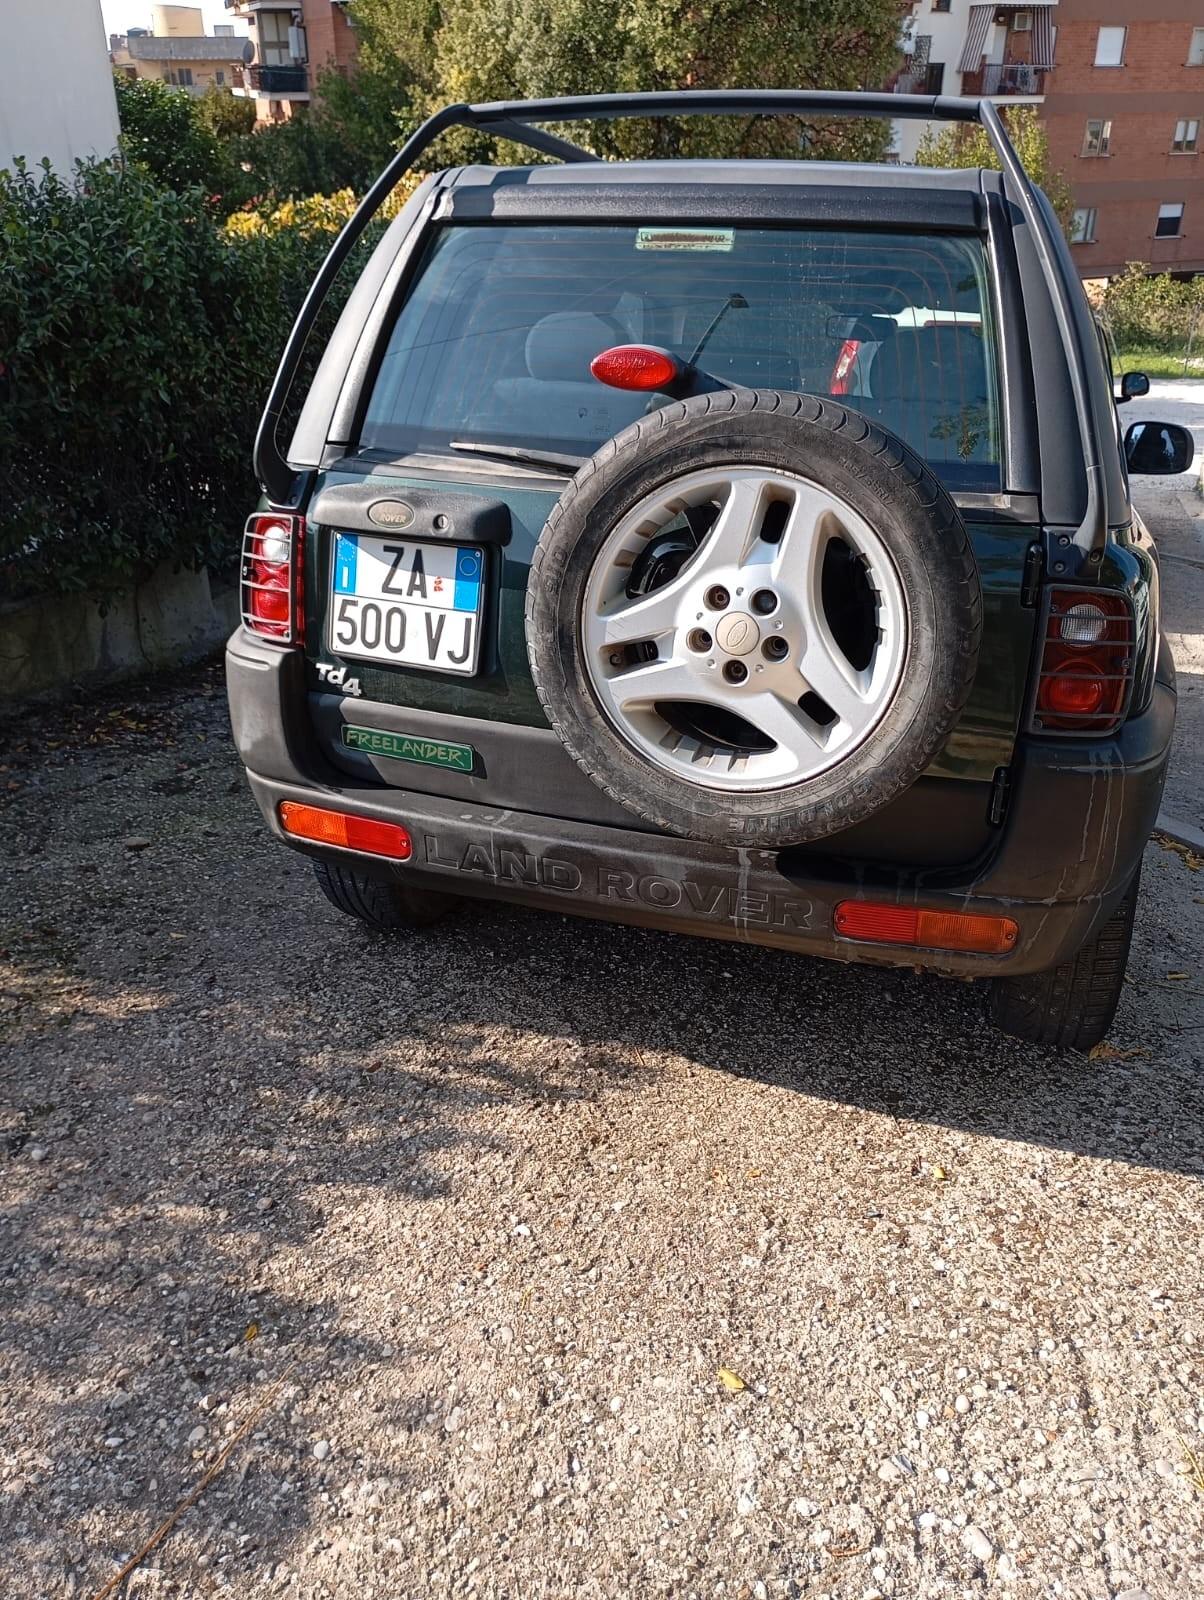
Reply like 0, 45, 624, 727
152, 4, 206, 35
1, 0, 119, 176
0, 566, 238, 706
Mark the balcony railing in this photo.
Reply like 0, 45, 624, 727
962, 63, 1048, 96
245, 63, 309, 93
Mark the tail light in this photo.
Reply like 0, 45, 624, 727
1030, 587, 1135, 736
241, 514, 304, 645
829, 338, 861, 395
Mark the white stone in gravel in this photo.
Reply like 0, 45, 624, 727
917, 1512, 937, 1530
915, 1409, 930, 1429
737, 1490, 756, 1516
312, 1440, 331, 1461
791, 1498, 820, 1518
934, 1468, 951, 1485
878, 1460, 904, 1482
954, 1396, 971, 1415
879, 1386, 900, 1414
27, 1145, 47, 1162
752, 1582, 767, 1600
963, 1525, 993, 1562
997, 1554, 1018, 1581
531, 1480, 545, 1500
187, 1426, 206, 1447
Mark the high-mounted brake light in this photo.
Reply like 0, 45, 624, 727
1031, 587, 1135, 735
241, 514, 304, 645
834, 902, 1019, 955
590, 345, 682, 392
278, 802, 413, 859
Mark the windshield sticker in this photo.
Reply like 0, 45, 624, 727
635, 227, 735, 253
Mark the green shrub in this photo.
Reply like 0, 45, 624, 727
1101, 264, 1204, 354
0, 159, 362, 601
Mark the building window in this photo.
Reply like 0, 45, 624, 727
932, 0, 951, 10
165, 67, 194, 87
1011, 10, 1033, 32
215, 69, 225, 85
1172, 119, 1199, 153
1094, 26, 1126, 67
1070, 208, 1097, 244
1189, 28, 1204, 66
1082, 119, 1112, 157
257, 10, 291, 66
1155, 203, 1184, 238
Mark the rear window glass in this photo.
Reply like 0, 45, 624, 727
360, 223, 1001, 492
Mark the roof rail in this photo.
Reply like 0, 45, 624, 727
253, 90, 1104, 563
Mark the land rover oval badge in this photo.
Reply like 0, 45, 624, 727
368, 499, 415, 530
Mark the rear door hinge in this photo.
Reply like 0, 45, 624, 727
988, 766, 1012, 827
1020, 542, 1043, 608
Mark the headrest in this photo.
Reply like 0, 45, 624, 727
525, 312, 625, 382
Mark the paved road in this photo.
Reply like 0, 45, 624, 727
1, 471, 1202, 1600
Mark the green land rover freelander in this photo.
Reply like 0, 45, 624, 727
226, 91, 1192, 1051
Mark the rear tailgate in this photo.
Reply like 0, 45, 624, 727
301, 464, 1037, 870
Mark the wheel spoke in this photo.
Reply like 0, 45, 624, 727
698, 474, 768, 570
772, 492, 832, 637
607, 655, 709, 709
795, 641, 874, 736
591, 575, 690, 649
740, 689, 826, 759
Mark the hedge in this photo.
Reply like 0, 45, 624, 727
0, 159, 376, 602
1101, 263, 1204, 356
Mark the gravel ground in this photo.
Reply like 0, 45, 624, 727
2, 478, 1203, 1600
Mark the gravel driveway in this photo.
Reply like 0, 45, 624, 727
2, 478, 1202, 1600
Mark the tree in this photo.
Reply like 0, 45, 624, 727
113, 75, 231, 197
196, 84, 257, 141
346, 0, 907, 164
914, 105, 1073, 235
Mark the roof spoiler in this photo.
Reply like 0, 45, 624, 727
253, 90, 1104, 564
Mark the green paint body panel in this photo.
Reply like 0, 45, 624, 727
303, 465, 1039, 783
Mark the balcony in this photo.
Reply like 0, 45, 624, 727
245, 62, 309, 94
961, 62, 1048, 97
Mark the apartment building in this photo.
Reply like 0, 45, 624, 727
111, 6, 248, 96
225, 1, 358, 123
1042, 4, 1204, 277
897, 2, 1204, 278
896, 2, 1059, 161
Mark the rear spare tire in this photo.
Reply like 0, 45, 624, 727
526, 390, 981, 848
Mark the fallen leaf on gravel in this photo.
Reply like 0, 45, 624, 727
1154, 832, 1202, 871
830, 1544, 871, 1559
931, 1165, 948, 1181
1088, 1042, 1151, 1061
244, 1323, 259, 1343
717, 1368, 747, 1393
1166, 972, 1189, 980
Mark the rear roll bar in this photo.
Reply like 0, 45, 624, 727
253, 90, 1105, 562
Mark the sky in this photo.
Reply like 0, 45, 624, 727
100, 2, 248, 37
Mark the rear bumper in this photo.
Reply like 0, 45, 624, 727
227, 630, 1175, 979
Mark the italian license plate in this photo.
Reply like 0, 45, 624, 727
329, 533, 484, 676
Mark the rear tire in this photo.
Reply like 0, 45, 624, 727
311, 859, 458, 931
987, 871, 1140, 1051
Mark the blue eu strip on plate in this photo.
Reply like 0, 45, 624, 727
454, 548, 483, 612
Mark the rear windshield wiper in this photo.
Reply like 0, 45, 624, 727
448, 440, 586, 475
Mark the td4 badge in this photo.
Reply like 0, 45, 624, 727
316, 662, 363, 697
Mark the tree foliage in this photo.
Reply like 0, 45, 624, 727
196, 83, 257, 141
114, 75, 231, 197
914, 105, 1073, 234
1101, 263, 1204, 353
0, 160, 355, 599
347, 0, 906, 164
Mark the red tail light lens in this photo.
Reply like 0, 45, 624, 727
278, 802, 412, 859
242, 514, 304, 644
1032, 588, 1135, 735
834, 902, 1019, 955
590, 345, 682, 392
829, 338, 861, 395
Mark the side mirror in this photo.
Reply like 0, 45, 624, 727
1117, 371, 1150, 403
1123, 420, 1194, 475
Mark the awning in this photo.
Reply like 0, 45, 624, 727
1030, 7, 1055, 70
958, 5, 995, 73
